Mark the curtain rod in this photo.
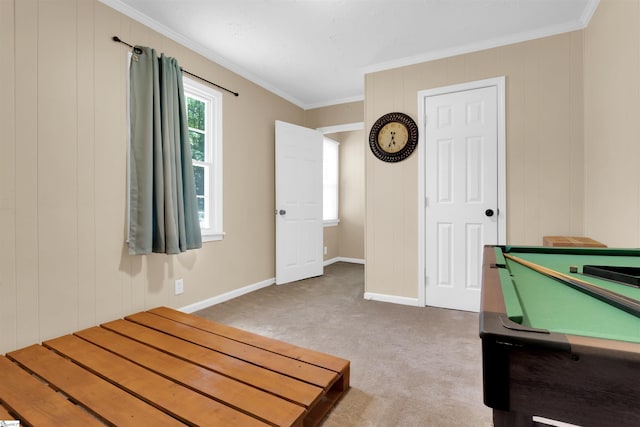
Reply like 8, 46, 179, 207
112, 36, 239, 97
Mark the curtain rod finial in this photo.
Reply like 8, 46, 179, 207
112, 36, 121, 42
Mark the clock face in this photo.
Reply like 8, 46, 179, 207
378, 122, 409, 154
369, 112, 419, 163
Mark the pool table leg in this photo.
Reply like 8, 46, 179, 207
492, 409, 536, 427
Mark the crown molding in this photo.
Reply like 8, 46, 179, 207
363, 14, 595, 75
580, 0, 600, 26
101, 0, 599, 109
99, 0, 308, 108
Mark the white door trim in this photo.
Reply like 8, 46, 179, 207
417, 76, 507, 307
315, 122, 364, 134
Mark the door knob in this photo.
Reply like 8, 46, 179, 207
485, 209, 494, 217
279, 209, 286, 215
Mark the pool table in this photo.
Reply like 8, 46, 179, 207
480, 245, 640, 427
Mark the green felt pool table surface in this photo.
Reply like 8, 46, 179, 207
481, 245, 640, 427
496, 246, 640, 344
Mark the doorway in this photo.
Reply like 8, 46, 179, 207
418, 77, 506, 311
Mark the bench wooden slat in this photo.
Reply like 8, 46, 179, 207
147, 307, 351, 426
126, 311, 338, 388
101, 319, 322, 407
6, 344, 185, 427
0, 404, 14, 422
150, 306, 350, 375
75, 326, 305, 427
0, 355, 104, 427
43, 334, 270, 427
0, 404, 14, 421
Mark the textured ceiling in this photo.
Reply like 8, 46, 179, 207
102, 0, 599, 109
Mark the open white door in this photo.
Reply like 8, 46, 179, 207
275, 120, 324, 285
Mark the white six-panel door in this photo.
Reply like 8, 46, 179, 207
275, 120, 324, 285
423, 83, 501, 312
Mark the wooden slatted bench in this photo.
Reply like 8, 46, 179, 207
0, 307, 350, 426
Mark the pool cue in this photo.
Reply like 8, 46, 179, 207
504, 253, 640, 319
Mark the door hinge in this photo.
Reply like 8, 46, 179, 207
425, 197, 429, 208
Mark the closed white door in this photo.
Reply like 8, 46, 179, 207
424, 85, 500, 312
275, 120, 324, 285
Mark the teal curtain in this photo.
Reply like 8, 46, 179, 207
129, 46, 202, 255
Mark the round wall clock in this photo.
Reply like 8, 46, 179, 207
369, 112, 419, 163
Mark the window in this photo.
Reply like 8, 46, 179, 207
183, 77, 223, 241
323, 137, 339, 225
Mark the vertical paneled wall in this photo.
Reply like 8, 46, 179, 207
38, 0, 81, 342
365, 32, 585, 300
584, 0, 640, 247
0, 0, 18, 349
0, 0, 304, 354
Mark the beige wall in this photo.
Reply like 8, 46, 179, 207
0, 0, 304, 354
584, 0, 640, 247
323, 224, 340, 261
365, 32, 585, 299
305, 101, 364, 129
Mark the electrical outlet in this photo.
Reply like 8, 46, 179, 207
324, 246, 328, 255
174, 279, 184, 295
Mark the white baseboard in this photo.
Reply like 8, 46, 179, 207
178, 277, 275, 313
364, 292, 423, 307
324, 256, 365, 266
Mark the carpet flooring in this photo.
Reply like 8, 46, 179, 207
195, 262, 493, 426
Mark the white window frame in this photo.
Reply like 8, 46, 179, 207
183, 77, 224, 242
323, 136, 340, 226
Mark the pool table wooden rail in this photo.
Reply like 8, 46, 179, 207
481, 245, 640, 427
0, 307, 350, 427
